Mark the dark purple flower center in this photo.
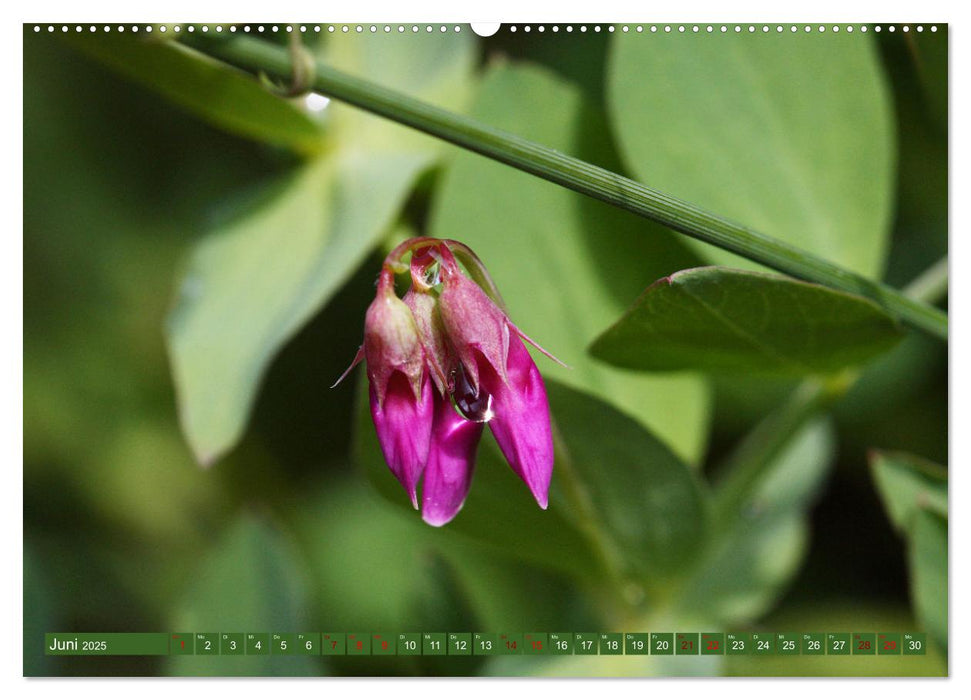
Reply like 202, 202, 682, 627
451, 363, 494, 423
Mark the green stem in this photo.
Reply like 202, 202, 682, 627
902, 256, 949, 305
181, 33, 947, 340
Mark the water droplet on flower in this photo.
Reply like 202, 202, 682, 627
424, 262, 441, 287
451, 364, 494, 422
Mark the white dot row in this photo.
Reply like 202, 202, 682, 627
32, 23, 940, 35
510, 24, 938, 34
32, 24, 466, 34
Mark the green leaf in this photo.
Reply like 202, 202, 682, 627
674, 419, 836, 626
429, 62, 710, 465
167, 157, 422, 464
590, 267, 904, 375
166, 514, 318, 676
910, 508, 948, 653
546, 382, 709, 580
167, 32, 476, 464
66, 34, 324, 153
356, 376, 708, 584
870, 450, 948, 531
320, 30, 477, 151
869, 451, 948, 652
608, 31, 895, 278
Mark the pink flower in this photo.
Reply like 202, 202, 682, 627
337, 238, 560, 525
436, 250, 555, 509
337, 270, 432, 508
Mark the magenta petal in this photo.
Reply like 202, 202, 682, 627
421, 394, 483, 526
479, 331, 554, 509
370, 372, 434, 508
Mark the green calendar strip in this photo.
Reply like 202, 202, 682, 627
44, 632, 929, 656
45, 633, 170, 655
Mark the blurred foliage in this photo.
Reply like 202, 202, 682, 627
68, 34, 326, 152
673, 420, 836, 627
165, 31, 478, 464
870, 451, 948, 654
23, 24, 946, 678
609, 31, 895, 278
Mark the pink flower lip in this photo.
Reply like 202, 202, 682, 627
421, 392, 484, 527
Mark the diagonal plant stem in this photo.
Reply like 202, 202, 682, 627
181, 33, 947, 340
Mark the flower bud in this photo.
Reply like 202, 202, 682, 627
403, 288, 450, 396
364, 275, 425, 407
437, 257, 511, 392
437, 251, 554, 509
363, 273, 433, 507
337, 238, 560, 522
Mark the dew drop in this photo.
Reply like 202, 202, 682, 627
424, 262, 441, 287
451, 365, 494, 422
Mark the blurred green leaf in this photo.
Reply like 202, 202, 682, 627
320, 30, 477, 150
66, 34, 324, 153
429, 62, 710, 464
673, 419, 836, 625
870, 450, 948, 530
590, 267, 904, 375
292, 479, 462, 633
167, 514, 318, 676
167, 32, 476, 464
546, 382, 709, 580
608, 32, 895, 277
870, 451, 947, 653
167, 158, 416, 464
910, 508, 947, 653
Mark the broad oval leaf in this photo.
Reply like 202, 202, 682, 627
66, 34, 324, 153
608, 31, 895, 277
355, 376, 709, 584
590, 267, 903, 375
545, 382, 710, 579
166, 32, 476, 464
428, 62, 710, 465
